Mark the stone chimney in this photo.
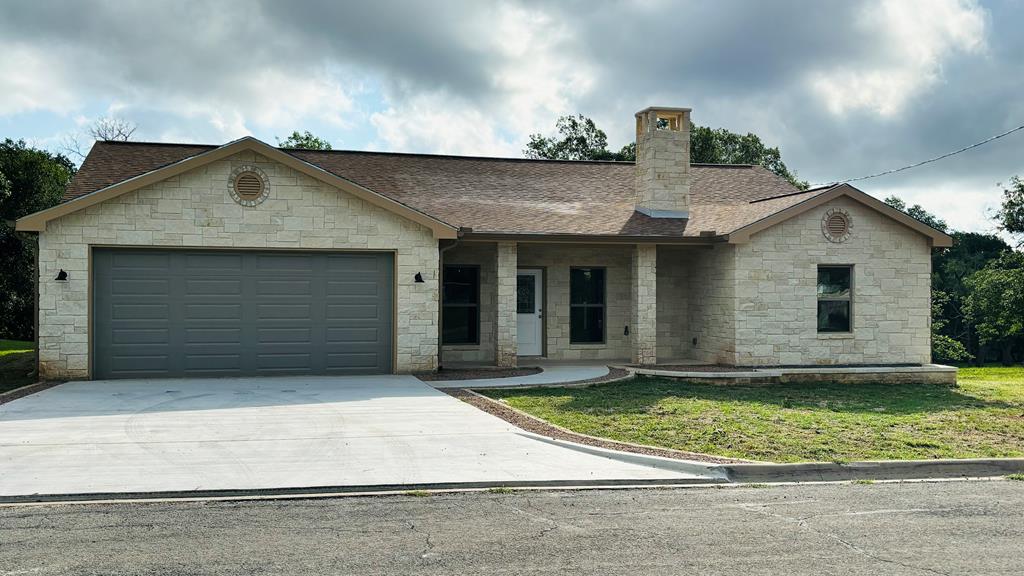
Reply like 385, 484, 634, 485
634, 106, 691, 218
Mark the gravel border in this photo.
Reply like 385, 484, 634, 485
443, 385, 752, 465
415, 367, 542, 382
0, 381, 62, 406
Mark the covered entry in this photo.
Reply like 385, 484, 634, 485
92, 248, 393, 379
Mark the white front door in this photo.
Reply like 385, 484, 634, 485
516, 269, 543, 356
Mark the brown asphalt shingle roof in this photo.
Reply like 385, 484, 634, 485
64, 141, 831, 238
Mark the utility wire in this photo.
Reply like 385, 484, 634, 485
813, 122, 1024, 187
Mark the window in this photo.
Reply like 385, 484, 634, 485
442, 266, 479, 345
817, 266, 852, 333
570, 268, 605, 343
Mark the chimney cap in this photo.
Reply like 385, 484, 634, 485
634, 106, 691, 118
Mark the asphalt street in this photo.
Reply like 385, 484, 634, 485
1, 479, 1022, 575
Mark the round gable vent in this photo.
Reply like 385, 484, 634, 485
822, 208, 852, 243
228, 165, 270, 206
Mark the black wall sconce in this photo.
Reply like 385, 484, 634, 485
623, 325, 630, 336
55, 269, 69, 282
414, 272, 424, 283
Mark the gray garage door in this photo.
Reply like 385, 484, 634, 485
93, 249, 393, 379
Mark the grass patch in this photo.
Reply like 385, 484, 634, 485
403, 490, 431, 497
482, 367, 1024, 463
1006, 474, 1024, 481
0, 340, 36, 394
0, 340, 33, 355
852, 479, 876, 485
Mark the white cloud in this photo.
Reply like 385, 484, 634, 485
810, 0, 987, 117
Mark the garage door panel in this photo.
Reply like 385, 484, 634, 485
186, 279, 243, 296
94, 249, 393, 379
326, 353, 381, 370
255, 279, 312, 296
184, 253, 244, 271
111, 328, 169, 345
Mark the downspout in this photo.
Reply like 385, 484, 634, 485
435, 229, 466, 371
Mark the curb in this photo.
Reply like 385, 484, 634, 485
516, 431, 730, 480
723, 458, 1024, 483
0, 477, 720, 505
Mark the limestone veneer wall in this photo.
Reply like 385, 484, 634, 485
439, 243, 496, 364
655, 246, 691, 360
687, 243, 738, 364
37, 150, 440, 379
733, 196, 932, 365
518, 244, 633, 361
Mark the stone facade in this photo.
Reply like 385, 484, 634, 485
518, 244, 634, 361
36, 150, 440, 379
732, 196, 932, 366
654, 246, 691, 361
686, 244, 738, 364
634, 108, 691, 217
439, 243, 497, 364
494, 242, 518, 367
630, 245, 658, 364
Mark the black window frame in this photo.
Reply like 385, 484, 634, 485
442, 264, 481, 345
817, 265, 853, 334
569, 267, 607, 344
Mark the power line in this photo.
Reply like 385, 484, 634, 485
813, 122, 1024, 187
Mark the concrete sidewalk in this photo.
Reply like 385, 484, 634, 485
0, 376, 714, 498
429, 365, 611, 388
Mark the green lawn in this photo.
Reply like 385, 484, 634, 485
482, 367, 1024, 463
0, 339, 36, 393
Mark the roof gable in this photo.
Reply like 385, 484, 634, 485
16, 138, 459, 238
725, 183, 953, 247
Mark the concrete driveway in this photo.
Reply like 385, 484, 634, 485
0, 376, 712, 497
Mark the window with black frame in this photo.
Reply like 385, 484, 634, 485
442, 266, 479, 345
817, 265, 852, 333
570, 267, 605, 343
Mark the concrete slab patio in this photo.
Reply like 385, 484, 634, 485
0, 376, 714, 498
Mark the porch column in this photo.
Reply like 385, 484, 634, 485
631, 244, 658, 365
495, 241, 518, 367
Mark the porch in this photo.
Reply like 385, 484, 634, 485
438, 241, 731, 368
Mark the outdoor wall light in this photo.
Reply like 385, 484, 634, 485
414, 272, 425, 283
54, 269, 69, 282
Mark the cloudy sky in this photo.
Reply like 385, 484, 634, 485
1, 0, 1021, 234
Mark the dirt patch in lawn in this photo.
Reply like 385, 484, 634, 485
444, 386, 747, 465
416, 367, 542, 382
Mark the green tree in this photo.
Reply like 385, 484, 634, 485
996, 175, 1024, 246
0, 140, 77, 340
883, 195, 949, 232
690, 125, 807, 189
276, 131, 332, 150
964, 251, 1024, 364
930, 289, 972, 363
524, 115, 633, 161
524, 115, 807, 188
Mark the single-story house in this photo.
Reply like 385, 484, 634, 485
16, 107, 952, 380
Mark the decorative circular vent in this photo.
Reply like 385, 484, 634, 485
821, 208, 852, 243
228, 165, 270, 206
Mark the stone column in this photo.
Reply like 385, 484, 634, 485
631, 244, 658, 365
495, 241, 518, 367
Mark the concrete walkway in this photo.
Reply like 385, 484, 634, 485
429, 365, 611, 388
0, 376, 711, 497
